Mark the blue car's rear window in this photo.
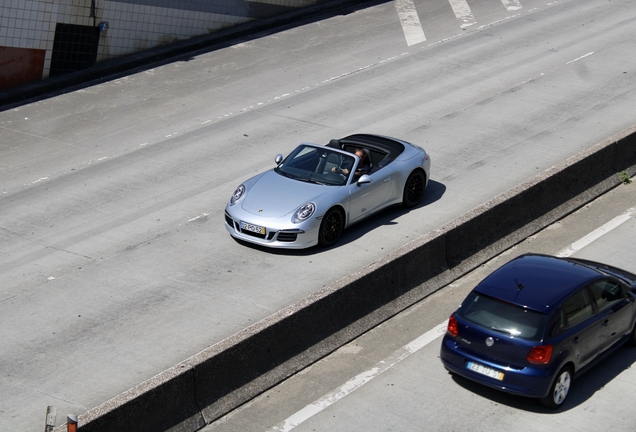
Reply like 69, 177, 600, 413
457, 291, 548, 342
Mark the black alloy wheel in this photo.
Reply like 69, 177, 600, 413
402, 170, 425, 208
318, 208, 344, 247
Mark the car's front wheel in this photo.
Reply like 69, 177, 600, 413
318, 208, 344, 247
540, 366, 572, 409
402, 170, 426, 208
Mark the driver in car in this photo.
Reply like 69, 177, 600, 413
332, 148, 371, 179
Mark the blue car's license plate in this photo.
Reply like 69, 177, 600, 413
466, 361, 504, 380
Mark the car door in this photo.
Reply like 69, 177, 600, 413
589, 279, 633, 353
347, 165, 394, 224
560, 288, 602, 368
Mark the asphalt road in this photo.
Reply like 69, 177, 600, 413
203, 178, 636, 432
1, 0, 635, 429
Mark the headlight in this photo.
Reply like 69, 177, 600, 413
229, 184, 245, 205
292, 202, 316, 223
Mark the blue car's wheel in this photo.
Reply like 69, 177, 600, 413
319, 208, 344, 247
541, 366, 572, 409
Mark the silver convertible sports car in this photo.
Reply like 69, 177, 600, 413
224, 134, 431, 249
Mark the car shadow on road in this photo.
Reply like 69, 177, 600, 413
232, 179, 447, 255
447, 344, 636, 413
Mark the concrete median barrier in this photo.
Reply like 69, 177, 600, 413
55, 125, 636, 432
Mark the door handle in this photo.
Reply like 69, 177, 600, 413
573, 337, 580, 344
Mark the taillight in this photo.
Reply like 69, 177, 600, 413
526, 345, 553, 364
447, 315, 459, 338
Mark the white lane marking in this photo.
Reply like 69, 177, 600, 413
566, 52, 595, 64
395, 0, 426, 46
477, 14, 521, 30
25, 177, 49, 186
500, 0, 522, 11
557, 208, 635, 257
270, 322, 448, 432
188, 213, 209, 222
448, 0, 476, 28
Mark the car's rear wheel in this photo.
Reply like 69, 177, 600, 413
402, 170, 426, 208
540, 366, 572, 409
318, 208, 344, 247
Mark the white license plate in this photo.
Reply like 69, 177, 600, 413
240, 221, 265, 235
466, 361, 504, 381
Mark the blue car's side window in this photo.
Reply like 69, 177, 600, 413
589, 280, 624, 312
547, 308, 566, 337
562, 289, 595, 328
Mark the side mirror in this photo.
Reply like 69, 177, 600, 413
275, 154, 283, 165
356, 174, 372, 185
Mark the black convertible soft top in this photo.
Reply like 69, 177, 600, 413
328, 134, 405, 170
338, 134, 404, 153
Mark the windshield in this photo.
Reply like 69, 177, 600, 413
275, 145, 356, 186
456, 291, 548, 342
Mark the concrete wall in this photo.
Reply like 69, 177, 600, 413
0, 0, 322, 90
53, 126, 636, 431
0, 0, 354, 107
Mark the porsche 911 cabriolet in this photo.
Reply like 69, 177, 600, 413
224, 134, 431, 249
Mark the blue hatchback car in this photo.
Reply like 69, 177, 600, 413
440, 253, 636, 408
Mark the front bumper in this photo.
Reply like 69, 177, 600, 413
224, 208, 320, 249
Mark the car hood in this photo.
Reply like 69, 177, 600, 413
241, 170, 330, 218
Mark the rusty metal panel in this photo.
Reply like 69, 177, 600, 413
0, 46, 46, 91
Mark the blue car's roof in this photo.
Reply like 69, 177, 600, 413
474, 254, 604, 313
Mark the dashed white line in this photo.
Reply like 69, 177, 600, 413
566, 52, 595, 64
477, 14, 522, 30
25, 177, 49, 186
188, 213, 209, 222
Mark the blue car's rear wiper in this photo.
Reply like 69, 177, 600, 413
490, 326, 520, 336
